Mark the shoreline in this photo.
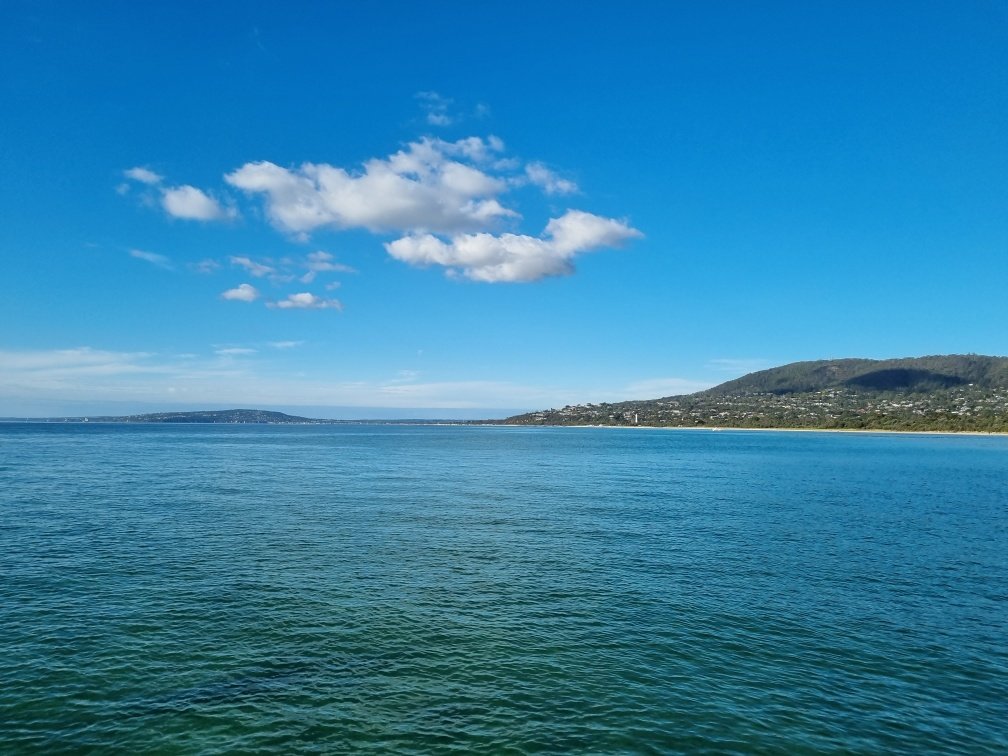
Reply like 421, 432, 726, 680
541, 424, 1008, 437
4, 419, 1006, 437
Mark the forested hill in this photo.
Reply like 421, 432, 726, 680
706, 355, 1008, 395
503, 355, 1008, 432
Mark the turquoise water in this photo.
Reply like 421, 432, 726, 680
1, 424, 1006, 754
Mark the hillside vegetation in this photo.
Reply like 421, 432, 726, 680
504, 355, 1008, 432
708, 355, 1008, 395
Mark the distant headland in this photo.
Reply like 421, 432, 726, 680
4, 409, 461, 425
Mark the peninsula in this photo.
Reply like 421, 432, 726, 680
72, 409, 323, 424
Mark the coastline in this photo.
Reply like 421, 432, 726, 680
543, 424, 1008, 437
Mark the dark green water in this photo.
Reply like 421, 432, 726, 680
1, 424, 1006, 753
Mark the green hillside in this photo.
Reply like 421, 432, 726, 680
503, 355, 1008, 432
706, 355, 1008, 396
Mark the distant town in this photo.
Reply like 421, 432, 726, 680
504, 355, 1008, 433
507, 384, 1008, 432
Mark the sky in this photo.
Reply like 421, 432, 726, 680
1, 1, 1006, 417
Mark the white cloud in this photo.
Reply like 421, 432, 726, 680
707, 358, 773, 374
221, 283, 259, 302
190, 259, 221, 274
129, 249, 173, 270
229, 256, 275, 278
268, 292, 343, 310
546, 210, 642, 254
124, 166, 163, 184
162, 185, 235, 221
125, 131, 641, 290
385, 209, 642, 282
440, 135, 506, 164
215, 347, 257, 356
390, 369, 420, 383
305, 251, 356, 273
224, 137, 516, 235
0, 347, 153, 373
269, 341, 304, 349
415, 91, 454, 126
525, 162, 578, 195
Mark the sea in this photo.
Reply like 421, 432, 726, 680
1, 423, 1006, 754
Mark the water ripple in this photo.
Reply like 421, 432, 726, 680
1, 424, 1006, 753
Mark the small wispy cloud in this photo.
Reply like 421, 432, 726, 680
305, 251, 356, 274
525, 162, 578, 196
124, 166, 163, 185
129, 249, 173, 270
707, 358, 772, 374
214, 347, 257, 356
0, 346, 593, 412
268, 292, 343, 311
190, 259, 221, 274
230, 256, 276, 278
268, 340, 304, 349
221, 283, 259, 302
415, 91, 454, 126
389, 369, 420, 383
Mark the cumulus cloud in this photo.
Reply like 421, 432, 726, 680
385, 209, 642, 282
129, 249, 173, 270
545, 210, 641, 254
125, 130, 642, 290
224, 136, 514, 235
221, 283, 259, 302
121, 166, 236, 222
268, 292, 343, 310
124, 166, 163, 184
525, 162, 578, 195
162, 185, 235, 221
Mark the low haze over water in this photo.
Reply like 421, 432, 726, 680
2, 424, 1006, 753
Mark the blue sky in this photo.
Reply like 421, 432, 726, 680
2, 1, 1006, 417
